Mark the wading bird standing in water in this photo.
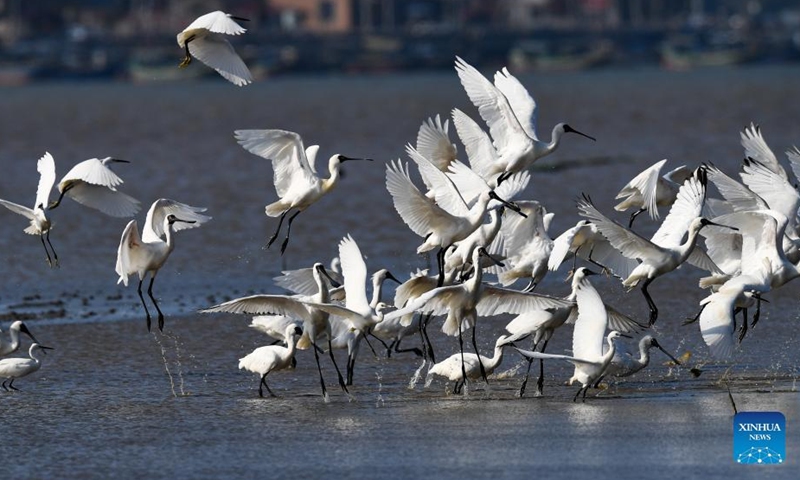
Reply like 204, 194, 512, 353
0, 152, 58, 267
116, 199, 211, 331
177, 11, 253, 86
239, 325, 303, 398
235, 129, 372, 254
0, 343, 53, 392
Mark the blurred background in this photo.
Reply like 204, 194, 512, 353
2, 0, 800, 83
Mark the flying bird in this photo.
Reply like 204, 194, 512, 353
177, 11, 253, 86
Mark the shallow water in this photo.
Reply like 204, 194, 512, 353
1, 66, 799, 478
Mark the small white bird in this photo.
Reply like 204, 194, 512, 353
495, 200, 553, 291
427, 334, 510, 394
116, 198, 211, 331
0, 343, 53, 391
48, 156, 141, 218
177, 11, 253, 86
454, 56, 595, 185
547, 220, 639, 279
239, 325, 303, 397
614, 159, 693, 227
235, 129, 371, 254
0, 321, 40, 357
0, 152, 58, 267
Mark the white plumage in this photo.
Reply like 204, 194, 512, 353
177, 11, 252, 86
239, 325, 303, 397
0, 343, 52, 392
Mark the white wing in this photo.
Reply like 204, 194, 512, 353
492, 67, 538, 140
446, 160, 528, 208
59, 158, 124, 189
0, 198, 35, 221
785, 146, 800, 183
476, 287, 572, 316
614, 159, 666, 220
406, 144, 469, 217
571, 275, 607, 361
274, 266, 342, 295
740, 123, 786, 180
142, 198, 211, 242
385, 159, 460, 238
64, 183, 140, 217
577, 198, 662, 262
706, 164, 768, 213
184, 11, 247, 36
115, 219, 140, 286
235, 129, 317, 198
35, 152, 56, 209
499, 200, 547, 255
740, 158, 800, 231
650, 170, 705, 248
451, 108, 499, 181
605, 305, 645, 334
455, 56, 531, 153
201, 294, 313, 321
338, 234, 370, 314
514, 348, 598, 367
188, 33, 252, 86
415, 114, 457, 172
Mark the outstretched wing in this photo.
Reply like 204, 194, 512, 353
740, 123, 786, 180
451, 108, 499, 181
59, 158, 123, 189
185, 11, 247, 36
406, 144, 469, 217
577, 198, 662, 262
415, 115, 457, 172
338, 234, 370, 313
201, 294, 312, 321
650, 169, 706, 248
36, 152, 56, 209
189, 34, 252, 86
492, 67, 538, 140
142, 198, 211, 242
614, 159, 666, 220
235, 129, 316, 197
571, 275, 607, 361
477, 287, 572, 316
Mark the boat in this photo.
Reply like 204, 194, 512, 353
508, 39, 614, 72
660, 32, 760, 70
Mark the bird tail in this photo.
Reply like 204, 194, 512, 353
265, 201, 288, 217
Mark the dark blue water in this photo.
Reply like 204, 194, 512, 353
0, 66, 799, 478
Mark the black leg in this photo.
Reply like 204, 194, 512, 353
436, 247, 446, 287
628, 208, 646, 228
751, 294, 763, 329
387, 339, 396, 358
522, 279, 537, 292
519, 358, 534, 397
346, 352, 355, 386
369, 332, 390, 357
593, 375, 606, 389
683, 303, 706, 325
267, 210, 288, 249
327, 336, 349, 393
458, 327, 468, 391
45, 229, 59, 267
573, 386, 583, 402
535, 339, 549, 396
179, 35, 195, 67
261, 373, 275, 397
471, 326, 488, 384
1, 379, 7, 392
363, 332, 379, 358
737, 307, 749, 343
582, 385, 589, 402
147, 275, 164, 331
137, 278, 152, 331
40, 234, 53, 267
258, 373, 266, 397
641, 278, 658, 326
394, 337, 423, 357
422, 313, 436, 363
9, 378, 19, 391
311, 340, 328, 399
280, 211, 301, 255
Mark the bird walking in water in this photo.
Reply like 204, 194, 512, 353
116, 199, 211, 331
0, 152, 58, 267
177, 11, 252, 86
0, 321, 41, 357
0, 343, 53, 392
427, 334, 510, 394
235, 129, 371, 254
239, 325, 303, 397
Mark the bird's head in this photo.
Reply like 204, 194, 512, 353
560, 124, 596, 142
167, 214, 196, 226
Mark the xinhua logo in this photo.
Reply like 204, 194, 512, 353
733, 412, 786, 465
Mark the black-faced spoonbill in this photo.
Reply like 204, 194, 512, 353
48, 156, 141, 217
239, 325, 303, 397
0, 321, 40, 357
427, 334, 510, 394
454, 56, 595, 186
176, 11, 252, 86
115, 198, 211, 331
0, 152, 58, 267
234, 129, 371, 254
614, 159, 692, 227
0, 343, 53, 392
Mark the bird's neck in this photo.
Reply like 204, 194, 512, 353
370, 277, 383, 309
485, 345, 505, 371
322, 161, 340, 193
677, 226, 702, 261
286, 335, 297, 356
638, 342, 651, 365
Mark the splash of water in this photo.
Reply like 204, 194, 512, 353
407, 359, 426, 390
151, 332, 177, 397
375, 371, 384, 407
163, 330, 186, 396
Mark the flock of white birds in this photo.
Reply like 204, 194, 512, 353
0, 11, 796, 401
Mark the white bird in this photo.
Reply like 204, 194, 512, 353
116, 198, 211, 331
0, 321, 40, 357
514, 269, 628, 401
427, 334, 510, 394
414, 114, 458, 184
384, 246, 572, 387
177, 11, 253, 86
454, 56, 595, 186
0, 152, 58, 267
239, 324, 303, 397
385, 158, 521, 285
0, 343, 53, 392
234, 129, 371, 254
47, 156, 141, 217
602, 335, 683, 379
547, 220, 639, 279
614, 159, 693, 227
578, 168, 732, 325
203, 262, 349, 398
504, 267, 643, 396
495, 200, 553, 291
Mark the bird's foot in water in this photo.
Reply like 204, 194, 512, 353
158, 313, 165, 332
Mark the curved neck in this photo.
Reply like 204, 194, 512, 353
638, 342, 651, 366
370, 276, 384, 309
313, 271, 330, 303
163, 218, 177, 250
485, 344, 505, 371
321, 159, 340, 193
28, 347, 43, 363
8, 327, 20, 350
676, 225, 702, 261
285, 334, 297, 356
